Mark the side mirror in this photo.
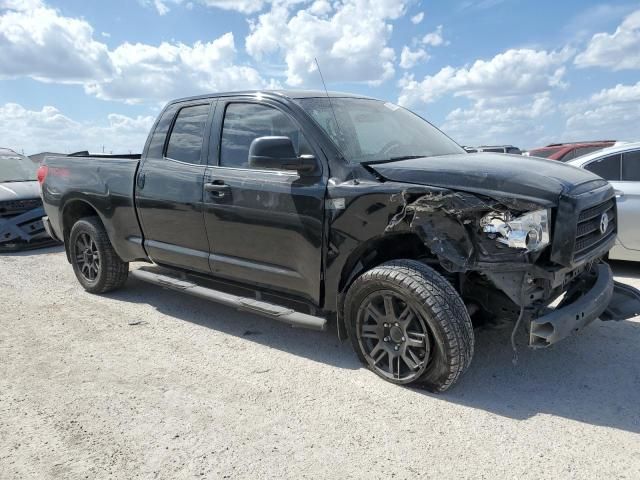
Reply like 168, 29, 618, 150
248, 136, 317, 175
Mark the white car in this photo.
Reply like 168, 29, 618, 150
567, 142, 640, 261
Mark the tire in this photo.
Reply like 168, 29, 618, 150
344, 259, 474, 392
69, 217, 129, 293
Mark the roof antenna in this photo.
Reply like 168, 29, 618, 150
314, 57, 343, 147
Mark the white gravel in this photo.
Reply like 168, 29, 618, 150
1, 246, 639, 479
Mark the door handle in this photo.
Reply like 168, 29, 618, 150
204, 182, 231, 197
137, 172, 146, 189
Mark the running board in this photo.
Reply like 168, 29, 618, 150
130, 268, 327, 331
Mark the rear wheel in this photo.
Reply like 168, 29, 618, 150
69, 217, 129, 293
345, 259, 474, 391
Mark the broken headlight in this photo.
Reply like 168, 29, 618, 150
480, 209, 550, 252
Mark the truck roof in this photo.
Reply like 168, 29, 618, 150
169, 89, 376, 105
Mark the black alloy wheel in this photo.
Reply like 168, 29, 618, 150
345, 259, 474, 391
69, 217, 129, 293
356, 290, 431, 382
74, 232, 101, 282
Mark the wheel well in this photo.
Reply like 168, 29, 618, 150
62, 200, 100, 261
334, 233, 436, 340
338, 233, 434, 294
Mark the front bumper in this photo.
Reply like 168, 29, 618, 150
0, 207, 57, 251
529, 263, 614, 348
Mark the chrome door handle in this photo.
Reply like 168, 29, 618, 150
204, 182, 230, 197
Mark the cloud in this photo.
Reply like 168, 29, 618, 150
245, 0, 409, 86
398, 48, 572, 107
439, 80, 640, 148
574, 9, 640, 70
198, 0, 271, 14
153, 0, 170, 15
563, 81, 640, 141
0, 0, 44, 10
422, 25, 446, 46
459, 0, 506, 11
399, 46, 427, 69
0, 1, 113, 82
138, 0, 170, 15
441, 94, 556, 147
410, 11, 424, 24
86, 32, 270, 104
139, 0, 276, 15
0, 103, 155, 154
0, 1, 272, 103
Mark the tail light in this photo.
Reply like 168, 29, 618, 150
37, 165, 48, 184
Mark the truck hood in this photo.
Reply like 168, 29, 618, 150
0, 181, 40, 202
367, 153, 605, 205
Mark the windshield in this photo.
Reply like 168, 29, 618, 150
0, 152, 38, 182
297, 98, 464, 163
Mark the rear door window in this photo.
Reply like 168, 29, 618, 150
622, 150, 640, 181
165, 104, 210, 164
585, 154, 621, 181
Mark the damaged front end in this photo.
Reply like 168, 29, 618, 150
385, 186, 640, 348
0, 198, 54, 251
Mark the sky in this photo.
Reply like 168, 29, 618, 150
0, 0, 639, 154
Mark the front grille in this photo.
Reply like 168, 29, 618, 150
574, 198, 616, 260
0, 198, 42, 217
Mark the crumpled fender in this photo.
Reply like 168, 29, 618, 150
384, 188, 539, 271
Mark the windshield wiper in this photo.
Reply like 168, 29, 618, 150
1, 179, 34, 183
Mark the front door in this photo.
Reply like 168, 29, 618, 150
136, 101, 214, 273
613, 149, 640, 252
203, 98, 326, 304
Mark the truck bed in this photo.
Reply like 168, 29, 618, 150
42, 154, 147, 262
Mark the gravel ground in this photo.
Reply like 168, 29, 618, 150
1, 246, 639, 479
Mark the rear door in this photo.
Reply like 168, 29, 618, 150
136, 100, 215, 272
202, 97, 327, 304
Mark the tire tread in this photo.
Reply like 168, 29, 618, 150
345, 259, 474, 391
70, 217, 129, 293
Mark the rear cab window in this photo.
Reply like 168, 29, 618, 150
165, 104, 211, 164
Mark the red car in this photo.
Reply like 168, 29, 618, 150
528, 141, 616, 162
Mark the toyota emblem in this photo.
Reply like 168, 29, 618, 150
599, 212, 609, 235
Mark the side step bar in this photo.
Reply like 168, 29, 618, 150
130, 268, 327, 331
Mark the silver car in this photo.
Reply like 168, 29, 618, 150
567, 142, 640, 261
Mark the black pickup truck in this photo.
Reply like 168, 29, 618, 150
39, 90, 640, 391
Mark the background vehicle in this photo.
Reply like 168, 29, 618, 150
29, 151, 64, 165
0, 148, 54, 250
39, 91, 640, 391
567, 142, 640, 261
474, 145, 522, 154
529, 141, 616, 162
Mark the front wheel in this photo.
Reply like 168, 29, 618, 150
344, 259, 474, 392
69, 217, 129, 293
